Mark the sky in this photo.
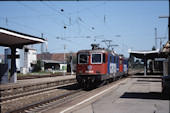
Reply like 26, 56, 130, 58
0, 1, 169, 57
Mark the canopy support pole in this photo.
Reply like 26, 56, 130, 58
10, 47, 17, 83
144, 55, 147, 76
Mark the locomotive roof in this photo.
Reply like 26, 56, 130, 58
78, 49, 128, 59
78, 49, 118, 56
78, 48, 109, 53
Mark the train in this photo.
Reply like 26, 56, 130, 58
76, 44, 128, 88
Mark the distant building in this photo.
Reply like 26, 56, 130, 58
41, 60, 67, 72
5, 46, 37, 74
37, 52, 76, 72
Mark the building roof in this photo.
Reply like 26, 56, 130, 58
37, 53, 76, 61
0, 27, 45, 48
42, 60, 65, 64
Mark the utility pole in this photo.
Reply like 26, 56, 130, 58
45, 38, 48, 53
63, 45, 66, 77
123, 44, 124, 56
70, 52, 73, 75
155, 28, 157, 49
41, 33, 44, 72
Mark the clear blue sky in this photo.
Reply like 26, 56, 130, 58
0, 1, 169, 57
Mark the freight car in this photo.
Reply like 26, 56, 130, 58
76, 44, 128, 88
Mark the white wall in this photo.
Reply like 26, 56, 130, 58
4, 47, 37, 73
60, 64, 67, 72
27, 49, 37, 71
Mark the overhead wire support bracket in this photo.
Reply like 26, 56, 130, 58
102, 40, 112, 49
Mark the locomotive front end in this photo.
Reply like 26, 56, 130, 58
76, 50, 107, 88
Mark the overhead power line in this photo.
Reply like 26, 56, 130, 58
18, 2, 84, 38
41, 1, 99, 36
0, 17, 52, 36
41, 1, 69, 18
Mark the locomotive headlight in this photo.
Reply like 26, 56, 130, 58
87, 65, 92, 70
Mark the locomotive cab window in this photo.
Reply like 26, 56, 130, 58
91, 53, 102, 64
78, 54, 88, 64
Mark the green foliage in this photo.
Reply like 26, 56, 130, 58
33, 59, 42, 72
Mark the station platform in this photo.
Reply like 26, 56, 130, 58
0, 75, 76, 95
44, 73, 170, 113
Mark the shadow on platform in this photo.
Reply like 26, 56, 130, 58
134, 72, 163, 76
136, 79, 162, 82
129, 72, 162, 79
120, 92, 170, 100
129, 76, 162, 79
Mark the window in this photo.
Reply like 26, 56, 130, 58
91, 53, 102, 64
78, 54, 88, 64
103, 54, 106, 63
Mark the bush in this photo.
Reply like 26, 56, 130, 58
33, 59, 42, 72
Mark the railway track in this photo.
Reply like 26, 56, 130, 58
1, 83, 76, 102
1, 78, 76, 97
1, 83, 82, 113
8, 89, 86, 113
1, 70, 142, 113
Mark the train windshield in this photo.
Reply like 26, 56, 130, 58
78, 54, 88, 64
91, 53, 102, 64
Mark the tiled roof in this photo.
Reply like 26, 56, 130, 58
37, 53, 76, 61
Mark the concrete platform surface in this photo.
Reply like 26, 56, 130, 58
44, 75, 170, 113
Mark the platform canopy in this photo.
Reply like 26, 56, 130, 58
0, 27, 45, 83
128, 49, 167, 76
128, 49, 160, 59
0, 27, 45, 48
128, 49, 168, 59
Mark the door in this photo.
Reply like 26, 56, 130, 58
119, 58, 123, 72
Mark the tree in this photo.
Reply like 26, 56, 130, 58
33, 59, 42, 72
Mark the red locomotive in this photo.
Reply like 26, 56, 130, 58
76, 44, 128, 88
